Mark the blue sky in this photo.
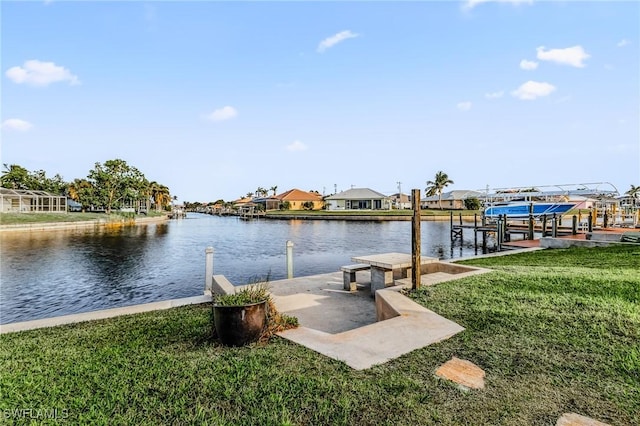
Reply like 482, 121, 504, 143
2, 0, 638, 202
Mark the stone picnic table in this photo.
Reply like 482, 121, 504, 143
350, 252, 439, 294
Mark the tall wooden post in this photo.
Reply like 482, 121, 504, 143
411, 189, 421, 291
528, 214, 534, 240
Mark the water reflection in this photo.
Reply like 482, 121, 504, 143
1, 214, 481, 324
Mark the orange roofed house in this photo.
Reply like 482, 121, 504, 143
276, 189, 324, 210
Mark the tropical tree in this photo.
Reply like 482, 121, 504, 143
87, 159, 147, 214
255, 187, 268, 198
1, 164, 69, 194
1, 164, 31, 189
425, 171, 454, 210
626, 184, 640, 199
270, 185, 278, 196
150, 182, 171, 211
67, 178, 96, 211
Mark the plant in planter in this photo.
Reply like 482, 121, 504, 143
212, 280, 298, 347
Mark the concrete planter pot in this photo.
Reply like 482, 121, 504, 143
213, 300, 268, 347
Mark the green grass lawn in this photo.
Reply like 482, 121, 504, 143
1, 245, 638, 425
0, 211, 166, 225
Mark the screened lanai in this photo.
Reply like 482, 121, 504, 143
0, 188, 68, 213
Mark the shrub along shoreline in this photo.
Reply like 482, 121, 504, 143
0, 245, 638, 424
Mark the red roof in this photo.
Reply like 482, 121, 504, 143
276, 188, 323, 202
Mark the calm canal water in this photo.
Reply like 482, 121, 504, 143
0, 213, 484, 324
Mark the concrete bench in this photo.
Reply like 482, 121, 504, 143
341, 264, 370, 291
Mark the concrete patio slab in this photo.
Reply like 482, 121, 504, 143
269, 270, 467, 370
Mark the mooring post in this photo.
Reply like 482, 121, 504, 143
411, 189, 421, 291
205, 247, 214, 295
572, 215, 578, 235
552, 213, 558, 238
603, 212, 608, 228
449, 211, 454, 242
496, 215, 503, 251
286, 240, 294, 279
528, 214, 534, 240
474, 214, 478, 250
481, 213, 487, 253
541, 214, 548, 237
588, 214, 593, 232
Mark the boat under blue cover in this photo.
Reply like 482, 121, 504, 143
484, 202, 577, 218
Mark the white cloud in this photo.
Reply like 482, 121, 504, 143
520, 59, 538, 70
536, 45, 590, 68
463, 0, 533, 11
457, 101, 472, 111
5, 60, 80, 87
1, 118, 33, 131
205, 106, 238, 122
511, 81, 556, 100
317, 30, 359, 53
617, 39, 630, 47
286, 140, 308, 152
485, 90, 504, 99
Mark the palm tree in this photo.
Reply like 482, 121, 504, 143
626, 184, 640, 199
255, 187, 268, 197
425, 171, 454, 210
151, 182, 171, 211
270, 185, 278, 196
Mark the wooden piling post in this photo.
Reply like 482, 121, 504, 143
481, 213, 487, 252
572, 215, 578, 235
541, 214, 548, 237
528, 214, 534, 240
449, 211, 454, 242
496, 215, 503, 251
552, 213, 558, 238
411, 189, 421, 291
474, 214, 478, 250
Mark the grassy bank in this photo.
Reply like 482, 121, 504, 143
1, 245, 638, 425
0, 211, 167, 225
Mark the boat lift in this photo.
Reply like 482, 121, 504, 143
476, 182, 637, 228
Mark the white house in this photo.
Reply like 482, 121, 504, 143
324, 188, 391, 211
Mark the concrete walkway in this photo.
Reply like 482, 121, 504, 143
4, 259, 490, 371
262, 264, 490, 370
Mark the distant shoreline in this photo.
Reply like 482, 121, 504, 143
263, 213, 475, 221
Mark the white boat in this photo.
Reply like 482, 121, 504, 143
484, 201, 577, 219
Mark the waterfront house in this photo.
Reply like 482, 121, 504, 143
253, 196, 280, 211
390, 193, 412, 209
325, 188, 391, 211
275, 188, 324, 210
421, 190, 483, 210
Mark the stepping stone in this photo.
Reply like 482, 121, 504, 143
435, 357, 485, 390
556, 413, 611, 426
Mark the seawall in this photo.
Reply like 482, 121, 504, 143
0, 215, 169, 233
